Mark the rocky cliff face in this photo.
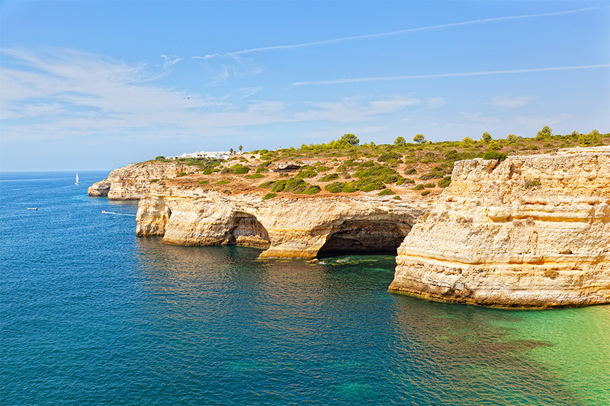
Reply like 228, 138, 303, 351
88, 162, 198, 200
136, 188, 430, 259
389, 146, 610, 308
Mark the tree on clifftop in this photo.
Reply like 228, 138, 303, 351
394, 136, 406, 146
341, 133, 359, 146
536, 126, 553, 140
413, 134, 426, 144
482, 132, 492, 143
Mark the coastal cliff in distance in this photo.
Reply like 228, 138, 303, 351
389, 146, 610, 308
88, 162, 197, 200
136, 190, 429, 259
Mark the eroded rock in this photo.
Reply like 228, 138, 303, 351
389, 146, 610, 308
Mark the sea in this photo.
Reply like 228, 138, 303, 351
1, 171, 609, 406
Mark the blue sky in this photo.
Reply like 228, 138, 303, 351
1, 0, 609, 171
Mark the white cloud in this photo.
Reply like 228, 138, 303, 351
292, 96, 420, 123
0, 48, 419, 142
492, 96, 533, 109
427, 97, 446, 108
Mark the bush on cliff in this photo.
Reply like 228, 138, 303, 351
438, 176, 452, 188
319, 173, 339, 182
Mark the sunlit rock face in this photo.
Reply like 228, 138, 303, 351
136, 190, 430, 260
88, 162, 197, 200
389, 146, 610, 308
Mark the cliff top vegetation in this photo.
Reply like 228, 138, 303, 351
143, 128, 609, 200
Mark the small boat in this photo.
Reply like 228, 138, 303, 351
75, 173, 79, 185
27, 207, 38, 210
102, 210, 107, 213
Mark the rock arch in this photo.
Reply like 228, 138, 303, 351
228, 212, 271, 249
317, 219, 411, 258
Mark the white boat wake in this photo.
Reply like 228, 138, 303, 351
101, 211, 136, 217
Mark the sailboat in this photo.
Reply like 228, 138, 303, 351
75, 173, 79, 185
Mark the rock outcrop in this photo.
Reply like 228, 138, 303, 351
389, 146, 610, 308
88, 162, 198, 200
136, 188, 430, 259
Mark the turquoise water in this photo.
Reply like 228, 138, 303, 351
1, 172, 609, 405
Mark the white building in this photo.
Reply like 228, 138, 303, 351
168, 150, 233, 160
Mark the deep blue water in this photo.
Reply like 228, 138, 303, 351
1, 171, 609, 405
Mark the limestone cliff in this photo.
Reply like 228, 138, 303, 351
88, 162, 198, 200
136, 188, 430, 259
389, 146, 610, 308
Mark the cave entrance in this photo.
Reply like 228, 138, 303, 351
317, 220, 409, 258
228, 213, 271, 249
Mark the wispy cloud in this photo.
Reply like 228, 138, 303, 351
196, 7, 596, 60
0, 47, 416, 142
427, 97, 447, 109
292, 64, 610, 86
161, 54, 183, 68
492, 96, 533, 109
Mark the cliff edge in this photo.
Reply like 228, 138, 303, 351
88, 162, 198, 200
389, 146, 610, 308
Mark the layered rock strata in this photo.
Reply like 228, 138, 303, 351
136, 189, 429, 259
389, 147, 610, 308
88, 162, 197, 200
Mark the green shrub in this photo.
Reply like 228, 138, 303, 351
325, 182, 345, 193
176, 172, 187, 177
377, 151, 402, 162
220, 167, 233, 174
382, 174, 401, 184
421, 190, 431, 196
245, 173, 265, 179
483, 151, 508, 160
419, 172, 444, 180
413, 184, 424, 190
304, 185, 321, 195
259, 181, 275, 188
150, 179, 159, 183
256, 167, 269, 173
438, 176, 452, 188
319, 173, 339, 182
263, 192, 276, 200
354, 163, 396, 179
393, 195, 402, 200
230, 164, 250, 174
341, 182, 359, 193
378, 189, 395, 196
270, 178, 309, 193
295, 167, 317, 178
155, 156, 165, 160
405, 168, 417, 175
423, 182, 436, 188
402, 178, 415, 184
216, 180, 230, 185
198, 180, 209, 184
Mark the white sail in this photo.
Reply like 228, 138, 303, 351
75, 173, 79, 185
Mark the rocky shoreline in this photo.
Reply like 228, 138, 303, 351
90, 146, 610, 308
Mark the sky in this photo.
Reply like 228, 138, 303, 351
1, 0, 609, 171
